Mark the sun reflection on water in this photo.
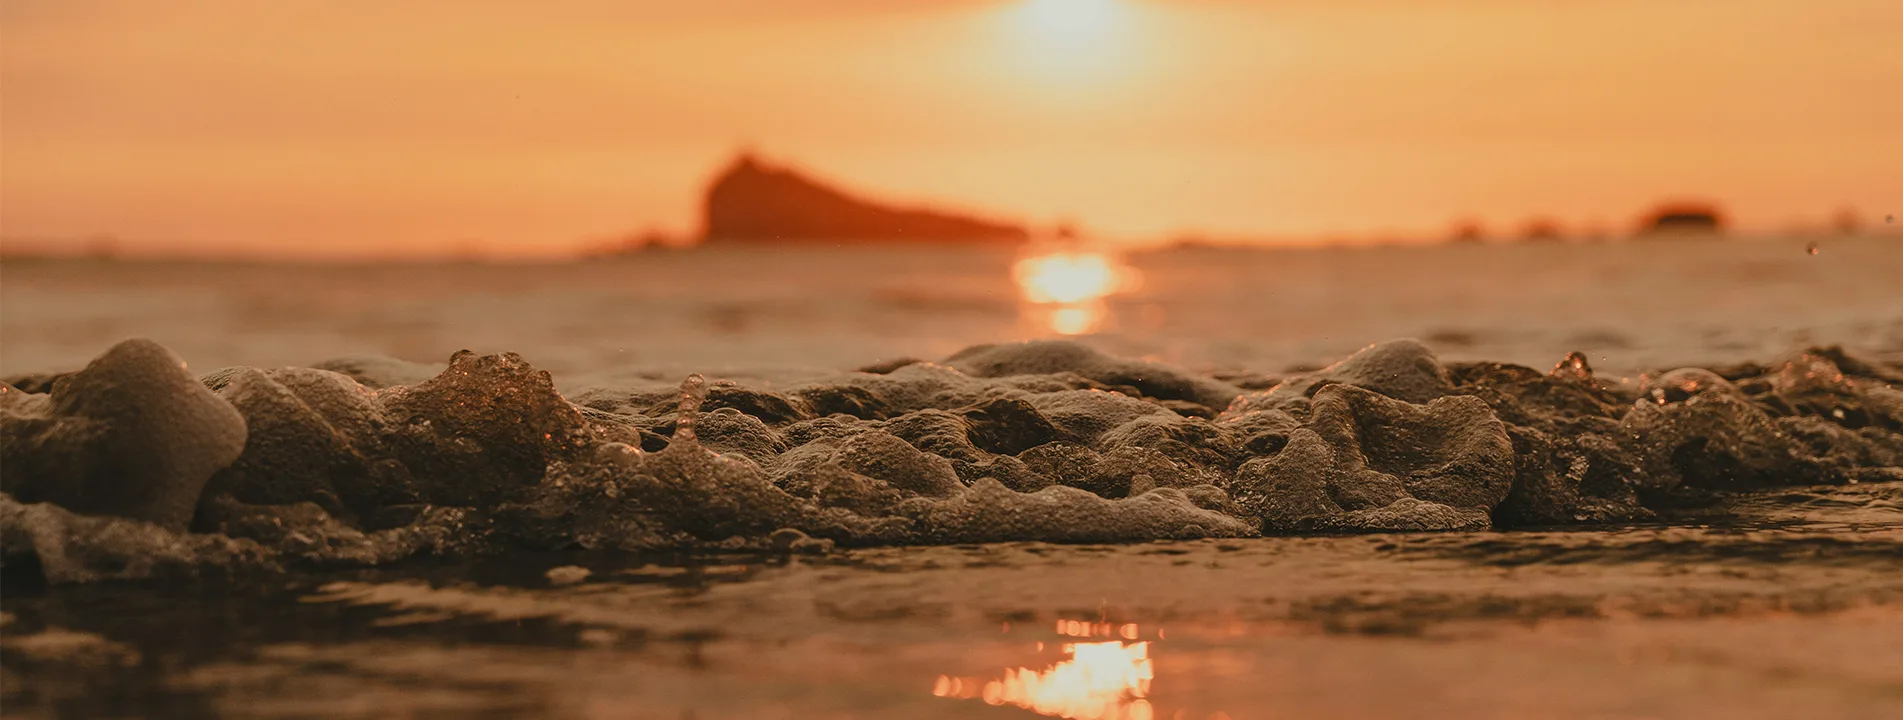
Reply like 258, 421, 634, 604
1014, 252, 1124, 304
1013, 251, 1140, 336
1049, 305, 1102, 335
934, 620, 1159, 720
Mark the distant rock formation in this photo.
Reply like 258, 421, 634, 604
700, 153, 1029, 244
1637, 201, 1726, 237
1445, 219, 1488, 244
1518, 217, 1565, 243
1831, 207, 1863, 236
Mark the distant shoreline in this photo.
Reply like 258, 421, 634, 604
4, 229, 1895, 265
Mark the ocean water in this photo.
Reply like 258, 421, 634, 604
4, 236, 1903, 719
4, 236, 1899, 382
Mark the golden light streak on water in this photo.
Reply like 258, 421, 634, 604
1014, 252, 1125, 304
936, 620, 1186, 720
1050, 305, 1104, 335
935, 640, 1154, 719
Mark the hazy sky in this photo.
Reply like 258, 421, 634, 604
3, 0, 1898, 257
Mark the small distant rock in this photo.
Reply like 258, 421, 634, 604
1636, 201, 1726, 237
701, 153, 1028, 244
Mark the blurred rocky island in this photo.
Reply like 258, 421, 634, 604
1637, 201, 1726, 237
699, 153, 1030, 245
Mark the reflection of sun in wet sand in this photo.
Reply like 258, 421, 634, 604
934, 621, 1162, 720
1013, 252, 1140, 335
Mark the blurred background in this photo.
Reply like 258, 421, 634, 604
2, 0, 1899, 380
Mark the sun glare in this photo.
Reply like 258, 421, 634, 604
1002, 0, 1134, 80
1049, 306, 1102, 336
1014, 252, 1124, 304
1021, 0, 1121, 39
1012, 251, 1139, 336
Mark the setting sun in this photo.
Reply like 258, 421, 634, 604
1013, 252, 1129, 304
1012, 251, 1139, 336
1000, 0, 1136, 81
1020, 0, 1122, 38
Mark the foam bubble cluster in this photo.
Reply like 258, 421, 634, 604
4, 338, 1900, 582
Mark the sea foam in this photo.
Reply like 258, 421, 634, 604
4, 337, 1901, 583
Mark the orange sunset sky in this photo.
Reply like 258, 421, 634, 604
2, 0, 1899, 258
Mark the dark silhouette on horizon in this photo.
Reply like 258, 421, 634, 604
1831, 206, 1862, 236
1445, 218, 1487, 244
1637, 201, 1726, 237
1519, 217, 1565, 243
700, 153, 1029, 244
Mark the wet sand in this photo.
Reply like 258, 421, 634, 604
6, 501, 1902, 719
